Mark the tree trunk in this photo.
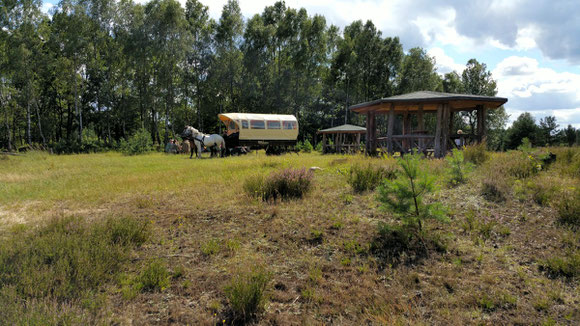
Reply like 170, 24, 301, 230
35, 98, 46, 147
73, 58, 82, 142
26, 97, 31, 145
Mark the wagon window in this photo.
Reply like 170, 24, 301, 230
283, 121, 297, 130
229, 121, 237, 130
250, 120, 265, 129
267, 121, 281, 129
241, 120, 249, 129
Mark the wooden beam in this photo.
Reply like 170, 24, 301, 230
365, 112, 371, 155
434, 104, 443, 157
403, 111, 411, 153
441, 103, 450, 155
387, 104, 395, 155
369, 112, 377, 155
476, 105, 487, 142
417, 105, 424, 153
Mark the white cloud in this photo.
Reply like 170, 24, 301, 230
427, 47, 465, 75
493, 56, 580, 127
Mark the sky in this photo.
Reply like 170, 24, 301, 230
42, 0, 580, 128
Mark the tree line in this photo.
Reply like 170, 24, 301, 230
1, 0, 577, 153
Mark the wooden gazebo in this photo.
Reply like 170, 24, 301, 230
349, 91, 507, 157
317, 124, 366, 154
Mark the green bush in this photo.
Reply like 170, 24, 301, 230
556, 188, 580, 227
446, 148, 474, 186
224, 268, 271, 322
121, 128, 153, 155
138, 260, 171, 292
463, 142, 489, 165
481, 179, 506, 203
0, 216, 149, 324
347, 163, 397, 193
540, 251, 580, 278
301, 139, 313, 153
244, 168, 314, 202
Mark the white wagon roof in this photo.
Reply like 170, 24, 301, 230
218, 113, 297, 122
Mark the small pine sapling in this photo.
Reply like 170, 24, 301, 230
377, 152, 448, 240
446, 148, 474, 186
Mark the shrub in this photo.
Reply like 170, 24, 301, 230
347, 163, 397, 193
0, 216, 149, 323
301, 139, 313, 153
481, 179, 506, 203
244, 168, 314, 202
224, 268, 271, 322
377, 152, 448, 236
138, 260, 171, 292
540, 251, 580, 278
121, 128, 152, 155
446, 148, 474, 186
463, 142, 489, 165
555, 187, 580, 227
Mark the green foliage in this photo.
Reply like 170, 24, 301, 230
506, 113, 540, 150
0, 216, 149, 323
224, 268, 271, 322
446, 148, 474, 186
555, 187, 580, 227
541, 251, 580, 278
244, 168, 314, 202
137, 260, 171, 292
346, 163, 397, 193
377, 153, 448, 234
121, 129, 153, 155
463, 142, 489, 165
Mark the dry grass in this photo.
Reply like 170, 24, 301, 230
0, 149, 578, 325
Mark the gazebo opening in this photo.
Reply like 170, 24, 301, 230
349, 91, 508, 158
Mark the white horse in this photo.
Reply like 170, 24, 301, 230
181, 126, 226, 159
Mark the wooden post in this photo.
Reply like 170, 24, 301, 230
477, 105, 487, 142
365, 112, 371, 155
403, 111, 411, 153
369, 112, 377, 155
387, 104, 395, 155
418, 105, 424, 153
434, 104, 443, 157
356, 133, 361, 153
322, 133, 327, 153
441, 104, 450, 155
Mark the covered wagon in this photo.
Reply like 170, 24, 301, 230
218, 113, 299, 154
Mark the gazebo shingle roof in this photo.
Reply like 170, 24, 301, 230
318, 124, 366, 134
349, 91, 507, 113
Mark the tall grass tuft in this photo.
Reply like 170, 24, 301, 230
244, 168, 314, 202
346, 163, 397, 193
224, 268, 271, 323
555, 187, 580, 227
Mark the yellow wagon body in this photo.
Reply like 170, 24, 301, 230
218, 113, 299, 143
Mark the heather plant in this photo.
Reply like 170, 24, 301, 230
244, 168, 314, 202
346, 163, 397, 193
224, 267, 271, 323
463, 142, 489, 165
555, 187, 580, 227
446, 148, 474, 186
377, 152, 448, 237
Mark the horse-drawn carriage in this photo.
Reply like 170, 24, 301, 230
182, 113, 299, 158
219, 113, 299, 155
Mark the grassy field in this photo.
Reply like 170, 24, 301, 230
0, 148, 579, 325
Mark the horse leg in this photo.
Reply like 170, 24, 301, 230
189, 145, 193, 159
